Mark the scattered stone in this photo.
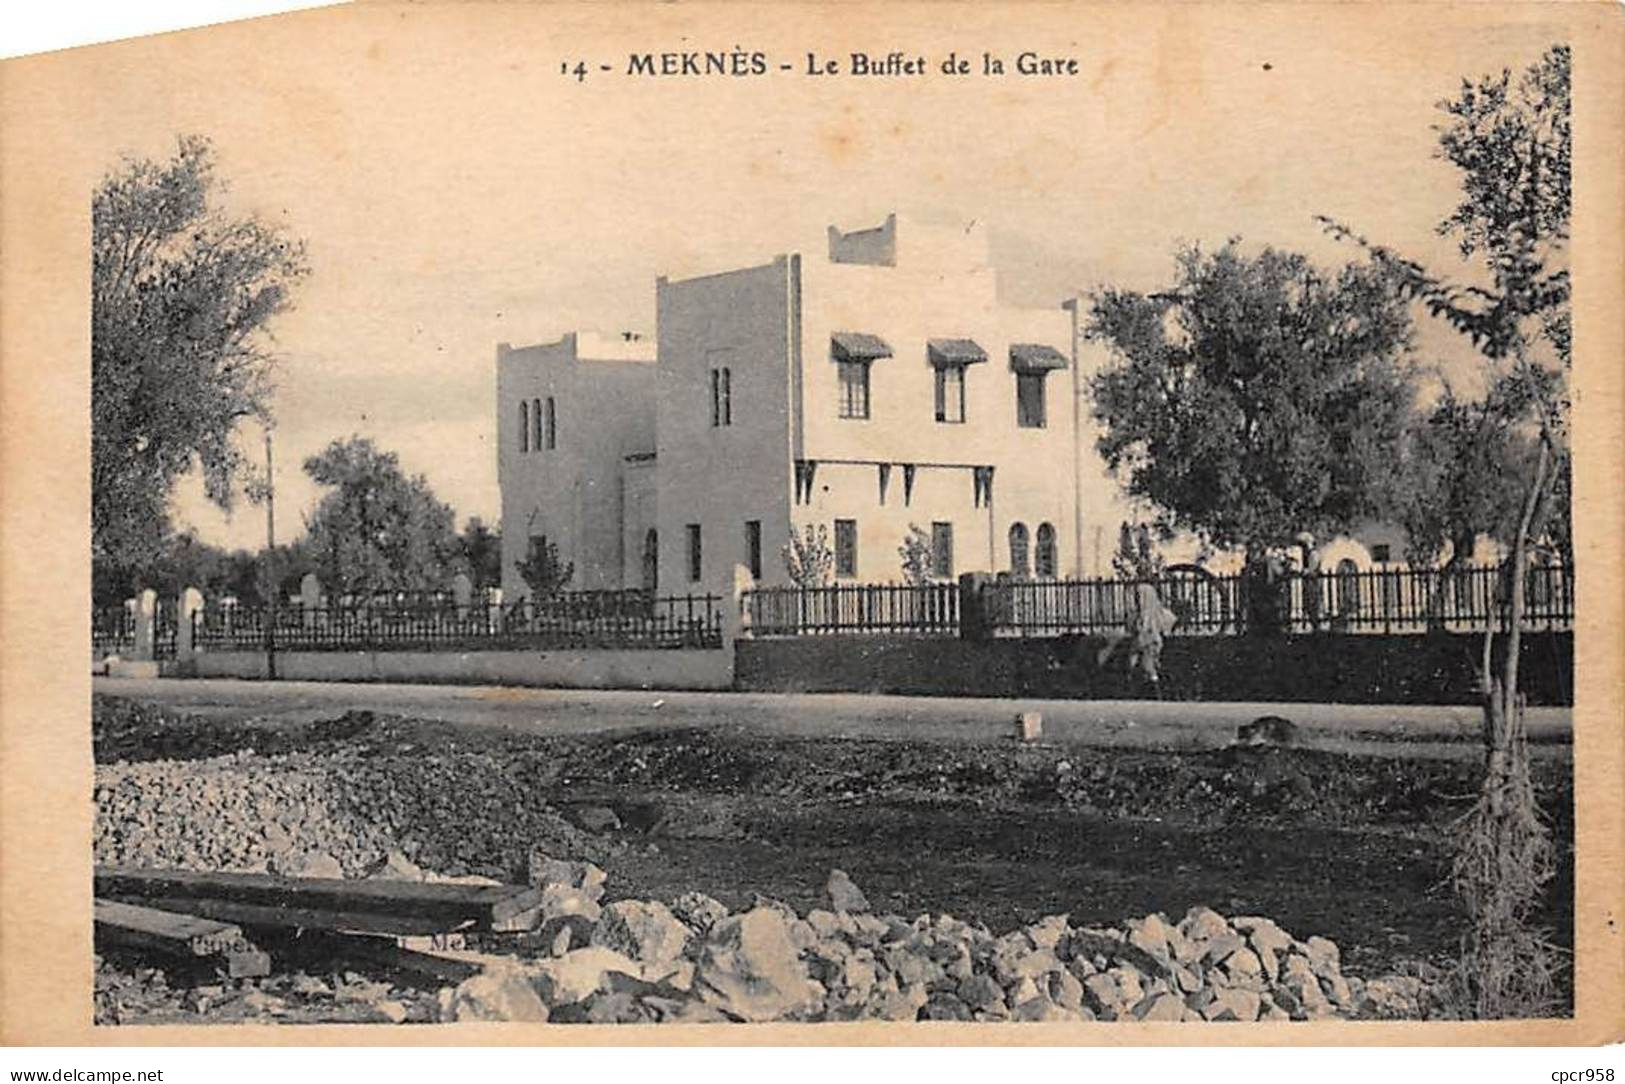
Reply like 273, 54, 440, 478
920, 992, 972, 1021
564, 805, 622, 833
1220, 947, 1264, 987
696, 907, 824, 1022
540, 914, 597, 957
957, 973, 1005, 1012
367, 849, 426, 882
1357, 975, 1426, 1020
826, 869, 871, 913
1047, 967, 1085, 1012
670, 891, 730, 935
1202, 987, 1261, 1022
1131, 991, 1186, 1021
1024, 915, 1069, 951
533, 947, 644, 1007
439, 966, 549, 1023
592, 900, 689, 973
540, 882, 602, 924
374, 1000, 409, 1024
1082, 972, 1126, 1020
1126, 913, 1174, 962
1013, 996, 1075, 1021
1304, 935, 1342, 975
1179, 906, 1232, 945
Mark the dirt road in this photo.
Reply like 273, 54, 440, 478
94, 676, 1571, 762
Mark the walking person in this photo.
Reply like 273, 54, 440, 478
1097, 580, 1179, 697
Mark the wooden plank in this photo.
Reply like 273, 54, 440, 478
274, 931, 485, 989
94, 898, 245, 956
105, 894, 476, 937
94, 898, 272, 979
95, 867, 543, 930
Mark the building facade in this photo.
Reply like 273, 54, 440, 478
496, 331, 657, 599
495, 215, 1527, 603
497, 214, 1099, 598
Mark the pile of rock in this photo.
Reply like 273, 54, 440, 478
438, 863, 1398, 1024
94, 749, 601, 880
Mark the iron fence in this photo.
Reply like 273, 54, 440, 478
741, 562, 1572, 639
987, 571, 1243, 637
191, 591, 724, 652
990, 563, 1572, 636
92, 607, 136, 657
745, 582, 960, 636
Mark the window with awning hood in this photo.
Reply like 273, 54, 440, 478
1010, 343, 1068, 428
928, 339, 986, 423
927, 338, 988, 368
831, 333, 891, 420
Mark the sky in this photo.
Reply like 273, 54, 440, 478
42, 3, 1563, 552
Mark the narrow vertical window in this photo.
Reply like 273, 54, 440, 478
643, 528, 659, 591
710, 368, 734, 428
838, 360, 870, 419
1017, 372, 1047, 428
930, 522, 954, 580
532, 398, 543, 451
745, 520, 762, 580
1009, 523, 1030, 578
1035, 523, 1057, 579
934, 365, 966, 423
686, 523, 702, 583
519, 400, 530, 453
545, 396, 557, 449
834, 519, 858, 578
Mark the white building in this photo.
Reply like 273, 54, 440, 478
497, 214, 1118, 599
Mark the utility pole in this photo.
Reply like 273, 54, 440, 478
264, 429, 278, 680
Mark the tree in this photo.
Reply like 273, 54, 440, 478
898, 524, 932, 586
1322, 43, 1570, 1018
458, 517, 503, 589
92, 135, 307, 568
1111, 522, 1167, 581
1086, 241, 1416, 604
782, 523, 833, 588
299, 437, 462, 596
1393, 391, 1543, 567
515, 535, 574, 600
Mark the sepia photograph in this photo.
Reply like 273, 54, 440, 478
1, 0, 1621, 1049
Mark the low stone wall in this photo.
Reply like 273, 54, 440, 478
189, 647, 734, 691
735, 630, 1573, 706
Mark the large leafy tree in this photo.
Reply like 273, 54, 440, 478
92, 135, 307, 567
1087, 242, 1416, 564
300, 437, 462, 596
1323, 43, 1570, 1018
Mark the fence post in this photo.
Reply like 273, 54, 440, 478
299, 573, 322, 631
959, 572, 992, 642
724, 564, 753, 658
175, 586, 204, 662
452, 572, 473, 619
132, 589, 157, 661
731, 564, 754, 641
488, 587, 504, 633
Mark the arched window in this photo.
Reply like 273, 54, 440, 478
531, 398, 543, 451
1008, 523, 1030, 578
546, 396, 557, 450
642, 528, 659, 591
519, 400, 530, 453
1035, 523, 1057, 579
